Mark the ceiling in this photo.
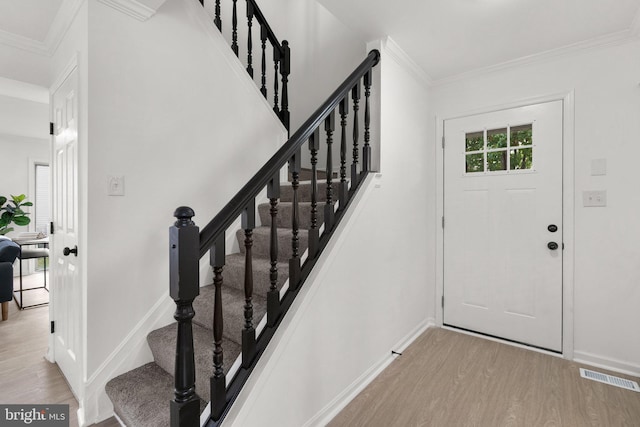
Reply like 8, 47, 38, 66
0, 0, 64, 42
317, 0, 640, 81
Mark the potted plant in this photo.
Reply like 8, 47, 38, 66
0, 194, 32, 235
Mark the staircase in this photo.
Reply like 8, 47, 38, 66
104, 0, 380, 425
105, 179, 337, 426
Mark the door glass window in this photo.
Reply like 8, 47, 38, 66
464, 124, 533, 174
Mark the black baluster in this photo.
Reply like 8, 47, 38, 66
209, 235, 226, 421
339, 96, 349, 208
324, 110, 336, 231
363, 70, 372, 172
242, 200, 256, 368
246, 1, 254, 78
289, 149, 301, 289
308, 128, 320, 258
267, 174, 280, 327
214, 0, 221, 30
231, 0, 238, 56
260, 25, 267, 98
280, 41, 290, 132
169, 207, 200, 427
273, 48, 280, 116
351, 81, 361, 187
199, 0, 203, 6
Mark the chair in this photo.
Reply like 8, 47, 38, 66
15, 245, 49, 309
0, 240, 20, 320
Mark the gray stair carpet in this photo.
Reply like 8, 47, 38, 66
105, 180, 325, 426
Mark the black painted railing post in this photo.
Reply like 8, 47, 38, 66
242, 200, 256, 368
214, 0, 221, 30
267, 173, 280, 327
363, 70, 372, 172
209, 235, 226, 421
260, 25, 268, 98
351, 81, 361, 187
273, 47, 280, 116
308, 128, 320, 258
169, 207, 200, 427
246, 0, 254, 78
289, 149, 301, 289
280, 41, 291, 132
339, 97, 349, 208
324, 110, 336, 231
231, 0, 239, 56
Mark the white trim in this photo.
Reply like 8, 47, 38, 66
574, 351, 640, 378
0, 76, 49, 104
80, 294, 175, 425
0, 28, 49, 55
305, 319, 435, 427
432, 30, 638, 87
96, 0, 159, 22
380, 37, 432, 87
435, 91, 576, 360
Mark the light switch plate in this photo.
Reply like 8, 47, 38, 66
108, 176, 125, 196
583, 190, 606, 207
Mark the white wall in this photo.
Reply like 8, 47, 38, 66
0, 44, 51, 87
430, 38, 640, 374
224, 39, 433, 427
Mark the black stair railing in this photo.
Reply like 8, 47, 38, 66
169, 49, 380, 427
199, 0, 290, 131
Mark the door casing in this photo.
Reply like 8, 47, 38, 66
434, 91, 575, 359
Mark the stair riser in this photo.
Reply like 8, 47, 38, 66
258, 202, 327, 229
236, 228, 309, 263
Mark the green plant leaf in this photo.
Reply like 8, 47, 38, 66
13, 216, 31, 226
12, 194, 26, 203
0, 227, 14, 235
21, 202, 33, 207
0, 196, 6, 206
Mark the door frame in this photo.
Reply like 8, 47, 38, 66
435, 91, 575, 360
46, 52, 86, 400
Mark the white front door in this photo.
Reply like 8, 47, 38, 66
443, 101, 563, 352
51, 66, 82, 395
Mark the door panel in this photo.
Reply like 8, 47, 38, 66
443, 101, 563, 352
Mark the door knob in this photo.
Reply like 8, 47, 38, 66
548, 224, 558, 232
547, 242, 558, 250
63, 246, 78, 257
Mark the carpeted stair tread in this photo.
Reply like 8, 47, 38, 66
279, 181, 342, 203
105, 362, 205, 427
223, 253, 289, 297
191, 285, 267, 343
236, 226, 308, 262
147, 323, 241, 402
258, 201, 326, 229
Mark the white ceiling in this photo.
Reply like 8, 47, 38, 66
318, 0, 640, 81
0, 0, 64, 42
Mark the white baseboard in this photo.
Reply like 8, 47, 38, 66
573, 351, 640, 378
304, 318, 435, 427
79, 294, 175, 426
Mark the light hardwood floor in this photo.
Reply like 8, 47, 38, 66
329, 327, 640, 427
0, 274, 120, 427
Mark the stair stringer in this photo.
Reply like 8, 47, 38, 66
221, 173, 434, 427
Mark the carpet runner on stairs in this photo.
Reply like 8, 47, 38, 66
105, 180, 338, 427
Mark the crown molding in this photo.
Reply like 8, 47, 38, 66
45, 0, 86, 55
0, 76, 49, 103
432, 29, 638, 87
382, 37, 433, 87
0, 28, 49, 55
97, 0, 167, 21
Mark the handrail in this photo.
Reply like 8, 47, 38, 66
248, 0, 283, 56
198, 49, 380, 256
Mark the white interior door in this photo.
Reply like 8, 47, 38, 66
443, 101, 563, 352
51, 66, 82, 395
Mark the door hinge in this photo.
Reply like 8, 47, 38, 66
442, 216, 445, 228
49, 122, 54, 136
441, 295, 444, 308
50, 221, 55, 235
50, 321, 55, 334
442, 135, 445, 149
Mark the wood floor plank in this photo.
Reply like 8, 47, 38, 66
329, 327, 640, 427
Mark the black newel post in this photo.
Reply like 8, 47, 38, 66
209, 235, 226, 421
169, 207, 200, 427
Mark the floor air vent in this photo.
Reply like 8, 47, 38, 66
580, 368, 640, 392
